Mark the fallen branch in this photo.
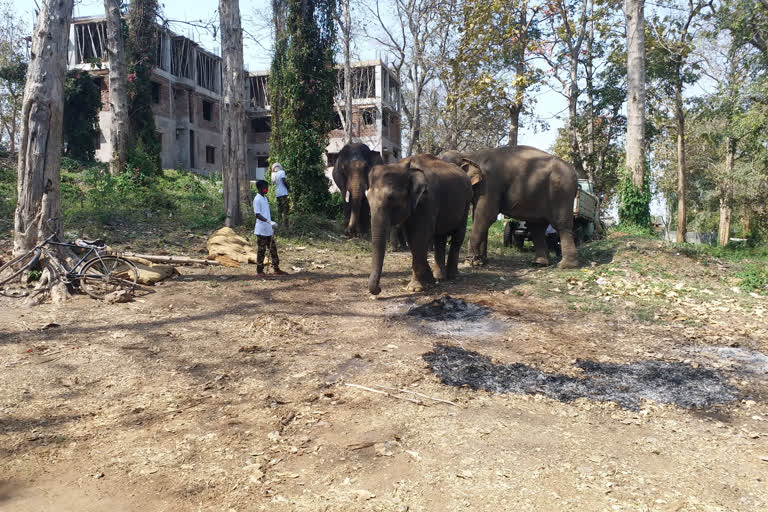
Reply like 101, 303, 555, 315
123, 253, 221, 266
370, 384, 459, 407
344, 383, 425, 406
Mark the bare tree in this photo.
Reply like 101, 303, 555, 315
625, 0, 646, 188
649, 0, 709, 243
539, 0, 590, 175
219, 0, 249, 226
339, 0, 353, 144
364, 0, 450, 156
14, 0, 75, 302
103, 0, 129, 176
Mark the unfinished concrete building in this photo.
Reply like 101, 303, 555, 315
69, 17, 402, 182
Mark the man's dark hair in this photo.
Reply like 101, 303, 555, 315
256, 180, 269, 192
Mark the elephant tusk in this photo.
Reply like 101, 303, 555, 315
345, 190, 350, 203
364, 189, 369, 198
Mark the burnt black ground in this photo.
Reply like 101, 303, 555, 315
423, 344, 738, 410
407, 295, 489, 321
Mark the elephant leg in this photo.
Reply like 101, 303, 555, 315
434, 234, 448, 281
389, 226, 408, 252
468, 218, 492, 267
389, 227, 400, 252
529, 223, 549, 266
447, 206, 469, 279
406, 229, 435, 292
556, 224, 579, 269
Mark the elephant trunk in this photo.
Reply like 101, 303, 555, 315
344, 163, 369, 236
346, 195, 364, 236
368, 212, 388, 295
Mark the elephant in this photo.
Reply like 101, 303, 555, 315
440, 145, 579, 269
331, 142, 382, 237
367, 154, 484, 295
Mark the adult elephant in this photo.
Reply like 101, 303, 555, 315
367, 154, 484, 295
331, 142, 382, 237
440, 145, 579, 268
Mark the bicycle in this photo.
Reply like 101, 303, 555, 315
0, 234, 139, 299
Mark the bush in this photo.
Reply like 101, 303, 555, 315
63, 70, 101, 161
617, 165, 652, 229
736, 263, 768, 294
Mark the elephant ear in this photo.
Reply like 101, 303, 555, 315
407, 161, 428, 212
460, 158, 485, 186
331, 156, 346, 192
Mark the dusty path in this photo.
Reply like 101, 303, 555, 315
1, 239, 767, 511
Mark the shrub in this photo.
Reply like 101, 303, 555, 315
63, 70, 101, 161
617, 165, 652, 229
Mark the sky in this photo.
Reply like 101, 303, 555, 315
14, 0, 666, 219
11, 0, 564, 152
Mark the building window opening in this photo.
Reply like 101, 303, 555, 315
206, 146, 216, 164
362, 109, 376, 126
257, 156, 269, 168
151, 82, 161, 104
202, 100, 213, 121
251, 117, 271, 133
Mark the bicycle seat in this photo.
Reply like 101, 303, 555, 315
74, 239, 107, 249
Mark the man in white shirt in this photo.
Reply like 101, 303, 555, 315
270, 162, 291, 228
253, 180, 286, 275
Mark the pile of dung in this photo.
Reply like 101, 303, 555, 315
407, 295, 489, 321
423, 344, 738, 410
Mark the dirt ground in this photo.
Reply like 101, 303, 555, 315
1, 234, 767, 511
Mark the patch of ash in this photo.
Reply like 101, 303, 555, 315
407, 296, 489, 320
405, 296, 506, 339
423, 344, 738, 410
682, 345, 768, 376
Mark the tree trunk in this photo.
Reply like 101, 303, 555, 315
675, 77, 687, 243
585, 7, 595, 181
508, 104, 520, 147
742, 209, 751, 238
104, 0, 129, 176
219, 0, 247, 227
718, 137, 735, 247
624, 0, 646, 188
342, 0, 352, 144
14, 0, 75, 303
567, 51, 584, 177
15, 0, 74, 253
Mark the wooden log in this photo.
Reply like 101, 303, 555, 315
123, 252, 221, 266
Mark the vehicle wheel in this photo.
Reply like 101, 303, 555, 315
503, 221, 513, 247
514, 234, 525, 251
79, 256, 139, 299
0, 249, 40, 296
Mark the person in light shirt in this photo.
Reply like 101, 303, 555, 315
253, 180, 286, 275
270, 162, 291, 228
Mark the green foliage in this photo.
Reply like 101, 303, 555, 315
126, 0, 161, 171
618, 165, 652, 229
63, 70, 102, 161
0, 160, 15, 223
0, 60, 26, 87
268, 0, 336, 216
735, 263, 768, 294
39, 159, 226, 230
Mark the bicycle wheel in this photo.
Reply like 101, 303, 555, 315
0, 249, 41, 296
79, 256, 139, 299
